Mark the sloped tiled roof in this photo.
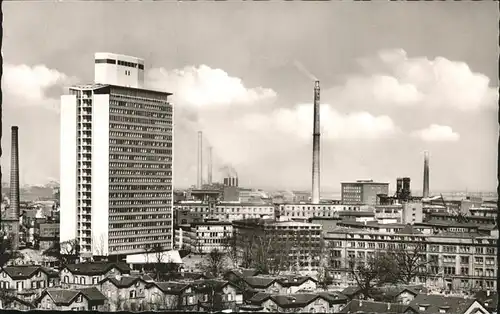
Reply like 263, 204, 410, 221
148, 282, 192, 295
341, 286, 361, 297
41, 287, 106, 305
271, 294, 319, 308
2, 265, 49, 280
339, 300, 409, 314
44, 289, 80, 305
243, 276, 276, 288
100, 275, 145, 288
407, 294, 479, 314
78, 287, 107, 302
276, 276, 317, 287
63, 262, 130, 275
473, 291, 498, 311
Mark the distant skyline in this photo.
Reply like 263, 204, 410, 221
1, 2, 498, 192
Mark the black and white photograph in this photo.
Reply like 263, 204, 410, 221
0, 1, 498, 313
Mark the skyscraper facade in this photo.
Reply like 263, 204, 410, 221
60, 53, 174, 258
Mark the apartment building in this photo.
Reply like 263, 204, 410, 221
60, 53, 174, 257
278, 204, 361, 220
341, 180, 389, 205
183, 222, 233, 254
232, 219, 323, 272
324, 224, 498, 291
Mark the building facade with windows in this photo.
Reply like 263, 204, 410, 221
324, 225, 498, 292
183, 222, 233, 254
60, 53, 174, 257
341, 180, 389, 205
278, 204, 361, 220
232, 219, 323, 272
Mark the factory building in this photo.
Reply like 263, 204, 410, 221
60, 53, 174, 258
341, 180, 389, 205
325, 223, 498, 292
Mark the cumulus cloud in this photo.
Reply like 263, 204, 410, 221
240, 104, 398, 141
147, 65, 276, 108
411, 124, 460, 142
2, 63, 75, 104
331, 49, 497, 111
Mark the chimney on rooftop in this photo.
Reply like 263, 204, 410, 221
311, 80, 321, 205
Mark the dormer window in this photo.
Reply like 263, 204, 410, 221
419, 304, 430, 311
439, 306, 450, 313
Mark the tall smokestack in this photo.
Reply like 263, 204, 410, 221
9, 126, 20, 220
207, 146, 213, 185
311, 81, 321, 204
197, 131, 203, 188
8, 126, 20, 250
423, 151, 430, 198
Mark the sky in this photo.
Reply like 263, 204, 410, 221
1, 2, 498, 193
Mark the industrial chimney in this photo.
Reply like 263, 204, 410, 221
423, 151, 430, 198
8, 126, 20, 250
207, 146, 213, 185
197, 131, 203, 189
311, 80, 321, 204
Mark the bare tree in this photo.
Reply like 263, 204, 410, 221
347, 251, 399, 300
203, 248, 226, 278
221, 235, 239, 269
145, 244, 165, 281
149, 293, 183, 311
92, 234, 106, 257
0, 232, 16, 267
387, 242, 432, 285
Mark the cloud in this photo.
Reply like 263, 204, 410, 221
239, 104, 398, 141
411, 124, 460, 142
147, 65, 277, 109
2, 63, 76, 104
331, 49, 497, 111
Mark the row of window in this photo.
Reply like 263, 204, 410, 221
109, 162, 170, 169
110, 214, 171, 220
110, 107, 171, 119
109, 241, 171, 252
109, 186, 171, 192
109, 228, 170, 237
110, 200, 171, 206
109, 115, 171, 126
109, 146, 171, 155
111, 209, 171, 216
110, 131, 171, 140
110, 98, 171, 112
110, 222, 172, 228
110, 193, 171, 198
110, 139, 171, 148
110, 154, 172, 162
110, 178, 171, 183
109, 170, 171, 176
111, 90, 170, 102
110, 123, 171, 134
